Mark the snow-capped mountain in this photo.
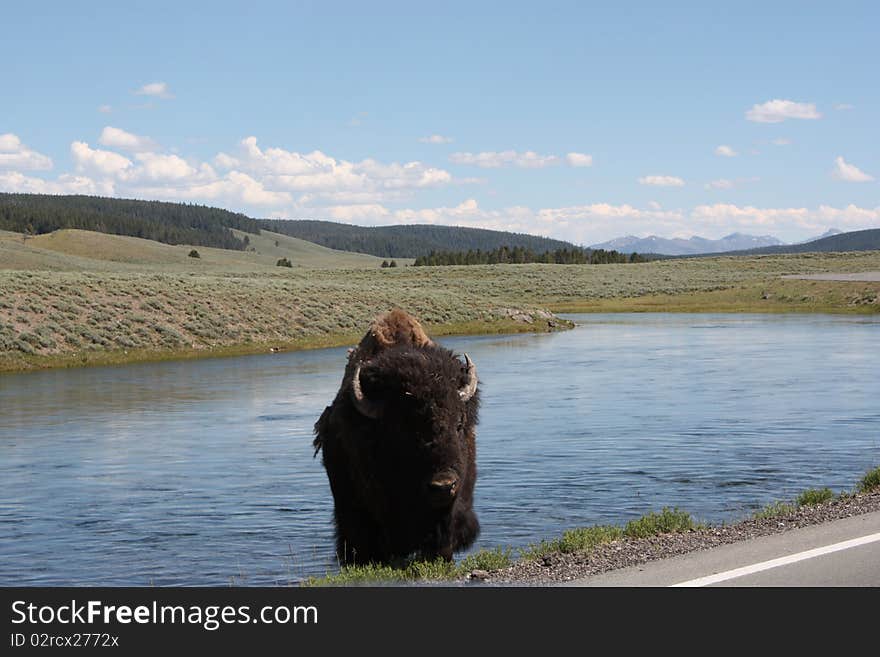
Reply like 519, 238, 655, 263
589, 232, 785, 256
797, 228, 844, 244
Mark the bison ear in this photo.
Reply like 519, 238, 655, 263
458, 353, 478, 402
351, 363, 383, 419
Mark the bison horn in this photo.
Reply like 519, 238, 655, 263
351, 363, 383, 419
458, 354, 478, 402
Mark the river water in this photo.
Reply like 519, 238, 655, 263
1, 313, 878, 585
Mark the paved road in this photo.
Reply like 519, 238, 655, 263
563, 510, 880, 587
783, 271, 880, 282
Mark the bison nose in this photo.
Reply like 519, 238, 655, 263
428, 473, 459, 504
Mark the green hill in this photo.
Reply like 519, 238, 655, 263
260, 219, 582, 258
0, 227, 396, 271
0, 193, 262, 250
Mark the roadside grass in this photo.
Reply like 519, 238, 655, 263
303, 547, 513, 587
622, 507, 700, 538
754, 485, 845, 520
753, 501, 798, 520
520, 525, 624, 561
796, 487, 834, 507
858, 466, 880, 493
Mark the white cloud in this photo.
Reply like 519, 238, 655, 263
134, 82, 173, 99
131, 171, 292, 207
326, 203, 391, 221
715, 145, 737, 157
771, 138, 791, 146
216, 136, 456, 198
355, 159, 452, 189
690, 203, 880, 239
70, 141, 133, 176
419, 135, 453, 144
450, 150, 561, 168
133, 152, 198, 181
705, 176, 759, 190
0, 170, 113, 196
834, 103, 854, 111
99, 126, 157, 152
0, 134, 20, 151
638, 175, 685, 187
98, 105, 112, 114
235, 136, 338, 176
832, 156, 874, 182
213, 152, 241, 169
0, 133, 53, 171
450, 150, 593, 169
566, 152, 593, 167
745, 99, 821, 123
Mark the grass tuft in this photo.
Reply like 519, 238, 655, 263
521, 512, 692, 561
458, 547, 513, 572
623, 507, 696, 538
858, 466, 880, 493
303, 563, 404, 587
753, 501, 797, 520
303, 548, 515, 586
795, 487, 834, 507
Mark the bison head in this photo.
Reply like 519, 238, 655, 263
349, 346, 478, 510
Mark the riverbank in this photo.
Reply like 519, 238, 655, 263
0, 314, 565, 373
2, 251, 878, 373
304, 466, 880, 586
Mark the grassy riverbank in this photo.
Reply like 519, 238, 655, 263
2, 249, 879, 373
303, 465, 880, 586
552, 277, 880, 314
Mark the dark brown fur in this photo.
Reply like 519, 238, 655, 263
313, 310, 479, 565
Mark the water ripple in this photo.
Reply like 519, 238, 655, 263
1, 312, 879, 585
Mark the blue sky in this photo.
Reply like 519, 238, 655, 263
1, 1, 877, 244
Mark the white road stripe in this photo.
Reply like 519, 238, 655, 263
670, 531, 880, 587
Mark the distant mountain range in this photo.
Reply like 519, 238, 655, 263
699, 228, 880, 257
590, 228, 846, 256
794, 228, 844, 244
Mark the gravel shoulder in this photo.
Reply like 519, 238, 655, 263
481, 490, 880, 585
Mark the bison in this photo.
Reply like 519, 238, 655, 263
313, 309, 480, 565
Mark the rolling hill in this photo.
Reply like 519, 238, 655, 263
0, 193, 261, 251
260, 219, 582, 258
0, 227, 395, 271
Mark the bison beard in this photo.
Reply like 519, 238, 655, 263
313, 309, 480, 565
